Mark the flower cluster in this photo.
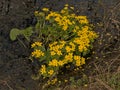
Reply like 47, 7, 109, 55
30, 4, 98, 85
31, 42, 44, 58
31, 49, 44, 58
45, 5, 89, 31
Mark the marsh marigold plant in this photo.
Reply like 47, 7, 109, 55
30, 4, 98, 84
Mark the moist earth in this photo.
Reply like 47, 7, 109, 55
0, 0, 120, 90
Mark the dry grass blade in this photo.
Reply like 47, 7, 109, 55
0, 80, 13, 90
117, 66, 120, 72
95, 78, 113, 90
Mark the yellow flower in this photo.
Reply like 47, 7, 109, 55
62, 25, 68, 31
65, 46, 72, 53
82, 26, 89, 31
64, 53, 73, 63
60, 10, 66, 14
40, 65, 46, 74
73, 56, 86, 66
75, 16, 89, 24
78, 45, 84, 52
49, 41, 58, 47
48, 70, 54, 75
81, 57, 85, 64
60, 40, 66, 46
55, 17, 61, 22
69, 42, 75, 51
49, 59, 58, 66
74, 55, 81, 66
31, 42, 42, 48
51, 78, 57, 85
76, 60, 80, 66
74, 55, 81, 61
73, 37, 81, 44
31, 49, 44, 58
70, 14, 75, 18
58, 61, 64, 66
42, 8, 49, 12
49, 42, 64, 56
50, 51, 56, 56
57, 51, 62, 56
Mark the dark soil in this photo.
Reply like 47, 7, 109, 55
0, 0, 120, 90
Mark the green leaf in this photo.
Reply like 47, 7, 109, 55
21, 27, 33, 41
10, 27, 33, 41
10, 28, 22, 41
82, 49, 90, 56
35, 21, 40, 30
39, 56, 46, 62
23, 27, 33, 36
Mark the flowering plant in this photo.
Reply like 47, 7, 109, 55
30, 4, 98, 85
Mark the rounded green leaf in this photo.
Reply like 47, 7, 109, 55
10, 28, 21, 41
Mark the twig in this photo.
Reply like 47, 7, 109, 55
0, 80, 13, 90
95, 78, 113, 90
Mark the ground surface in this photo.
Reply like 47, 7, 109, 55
0, 0, 120, 90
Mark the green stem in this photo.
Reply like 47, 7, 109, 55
17, 37, 27, 49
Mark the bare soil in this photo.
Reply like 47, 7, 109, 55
0, 0, 120, 90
